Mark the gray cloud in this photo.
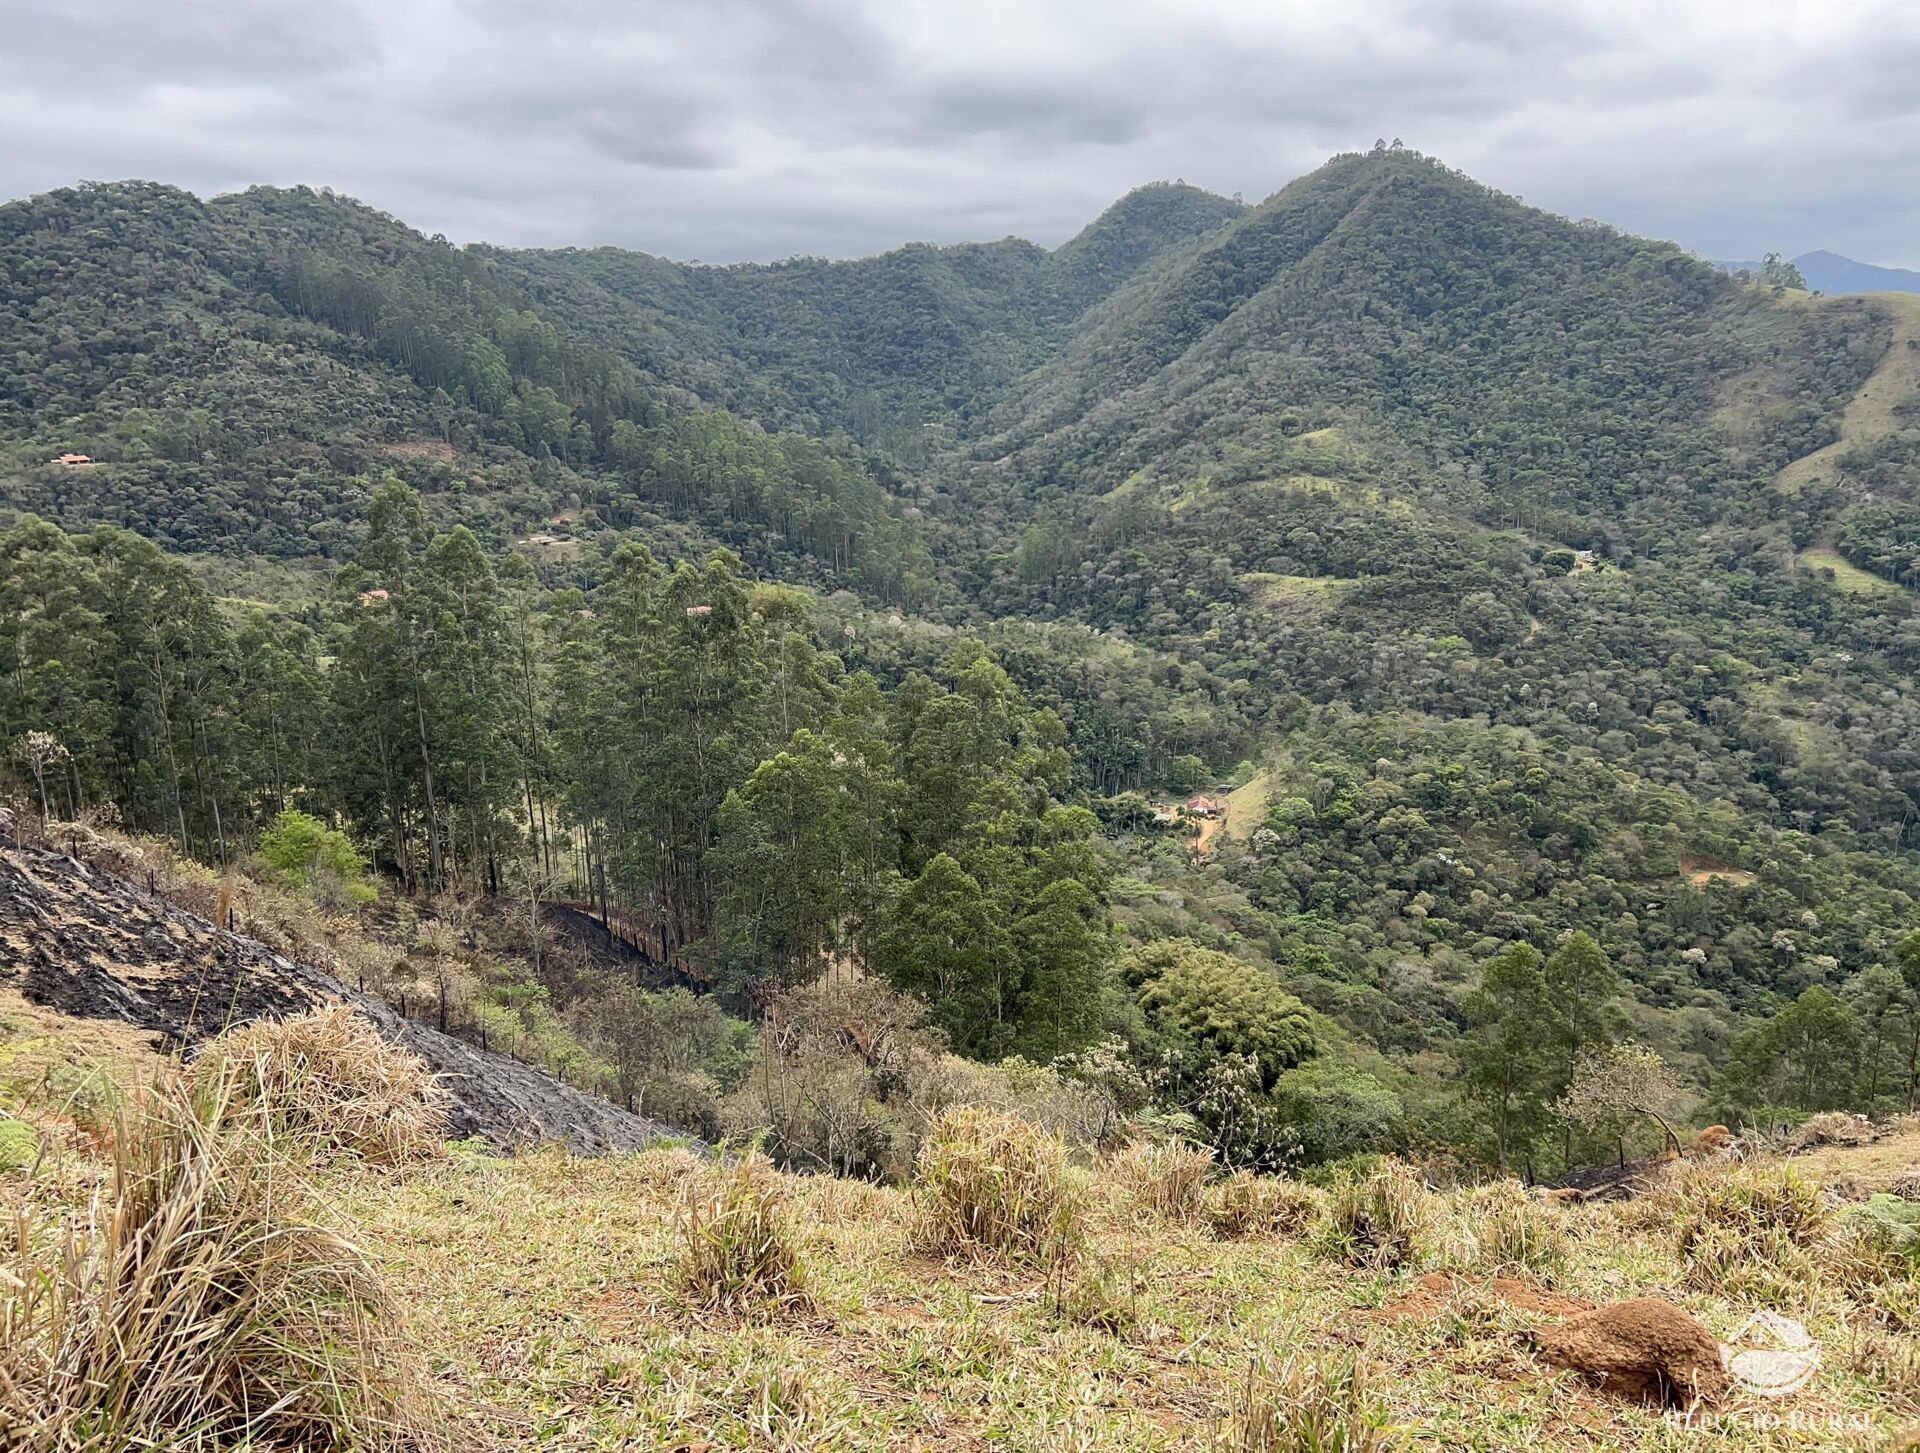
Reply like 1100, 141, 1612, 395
1, 0, 1917, 267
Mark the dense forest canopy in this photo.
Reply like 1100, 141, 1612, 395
5, 143, 1920, 1176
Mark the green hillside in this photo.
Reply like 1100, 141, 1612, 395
487, 180, 1246, 443
3, 148, 1920, 1182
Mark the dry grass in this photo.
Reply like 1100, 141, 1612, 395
11, 1008, 1920, 1450
308, 1136, 1920, 1450
1323, 1160, 1433, 1271
1656, 1161, 1832, 1304
1224, 1350, 1406, 1452
1776, 291, 1920, 495
1105, 1138, 1213, 1223
677, 1151, 811, 1315
1205, 1170, 1328, 1241
207, 1005, 450, 1166
914, 1106, 1082, 1267
1455, 1179, 1568, 1276
0, 1055, 433, 1450
1050, 1250, 1143, 1335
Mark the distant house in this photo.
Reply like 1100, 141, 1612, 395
357, 588, 390, 606
52, 453, 94, 467
1186, 795, 1225, 818
685, 604, 713, 618
1150, 803, 1182, 825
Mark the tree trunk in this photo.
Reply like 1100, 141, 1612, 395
412, 681, 444, 891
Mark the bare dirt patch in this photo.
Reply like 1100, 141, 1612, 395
1679, 858, 1756, 888
1373, 1272, 1593, 1324
383, 440, 456, 462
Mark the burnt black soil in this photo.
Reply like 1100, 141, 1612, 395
0, 827, 685, 1155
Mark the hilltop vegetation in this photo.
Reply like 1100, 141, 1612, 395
4, 145, 1920, 1188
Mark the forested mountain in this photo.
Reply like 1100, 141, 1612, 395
486, 181, 1246, 445
4, 144, 1920, 1176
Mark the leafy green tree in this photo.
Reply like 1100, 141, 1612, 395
713, 730, 878, 994
1459, 943, 1555, 1173
1011, 877, 1112, 1062
1760, 252, 1809, 290
1845, 963, 1910, 1106
259, 808, 373, 904
1900, 931, 1920, 1112
1721, 986, 1863, 1118
876, 853, 1012, 1056
1269, 1059, 1402, 1165
1130, 940, 1317, 1086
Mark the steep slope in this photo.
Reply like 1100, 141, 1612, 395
1775, 292, 1920, 593
0, 819, 681, 1153
984, 150, 1880, 529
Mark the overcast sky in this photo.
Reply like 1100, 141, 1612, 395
3, 0, 1916, 267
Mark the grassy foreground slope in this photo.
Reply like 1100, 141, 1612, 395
5, 992, 1919, 1451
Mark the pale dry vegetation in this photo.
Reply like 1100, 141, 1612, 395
8, 1001, 1920, 1450
914, 1105, 1084, 1267
209, 1004, 450, 1166
0, 1048, 437, 1451
677, 1151, 812, 1316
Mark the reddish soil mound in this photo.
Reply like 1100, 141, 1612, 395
1374, 1273, 1593, 1323
1691, 1125, 1731, 1155
1535, 1299, 1727, 1408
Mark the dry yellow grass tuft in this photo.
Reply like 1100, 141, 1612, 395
678, 1150, 812, 1315
1205, 1169, 1329, 1241
208, 1004, 450, 1165
1225, 1350, 1406, 1452
1656, 1161, 1831, 1304
1324, 1160, 1433, 1270
1105, 1138, 1213, 1223
0, 1055, 434, 1450
1456, 1179, 1568, 1276
915, 1105, 1082, 1266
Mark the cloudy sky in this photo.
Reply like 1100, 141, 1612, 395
3, 0, 1917, 266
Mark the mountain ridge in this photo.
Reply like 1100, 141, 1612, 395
1712, 249, 1920, 295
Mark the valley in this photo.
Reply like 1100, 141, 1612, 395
4, 142, 1920, 1448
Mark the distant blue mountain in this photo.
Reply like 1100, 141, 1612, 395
1711, 250, 1920, 295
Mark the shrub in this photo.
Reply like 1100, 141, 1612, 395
258, 808, 375, 905
0, 1059, 432, 1449
1224, 1351, 1405, 1452
677, 1152, 811, 1315
1323, 1160, 1432, 1270
1107, 1138, 1213, 1223
1205, 1170, 1328, 1241
207, 1005, 450, 1165
1129, 941, 1318, 1086
1458, 1180, 1566, 1275
915, 1106, 1082, 1266
1788, 1112, 1873, 1150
